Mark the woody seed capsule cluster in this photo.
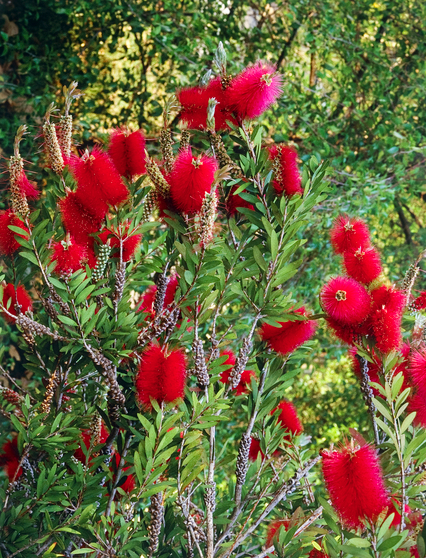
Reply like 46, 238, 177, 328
235, 433, 251, 486
199, 188, 218, 246
160, 128, 175, 174
40, 371, 58, 414
230, 337, 252, 389
58, 114, 73, 159
43, 118, 65, 175
192, 338, 210, 387
142, 188, 158, 221
92, 242, 111, 283
148, 492, 164, 557
87, 348, 125, 406
145, 156, 171, 199
9, 155, 30, 217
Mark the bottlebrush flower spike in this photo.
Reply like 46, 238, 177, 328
409, 348, 426, 394
343, 247, 382, 285
225, 186, 254, 216
265, 519, 290, 547
108, 128, 146, 179
370, 286, 405, 353
59, 191, 106, 246
17, 170, 39, 199
408, 391, 426, 427
326, 316, 373, 346
413, 291, 426, 311
0, 437, 22, 481
268, 145, 303, 197
249, 438, 264, 461
330, 215, 371, 255
260, 308, 317, 355
135, 344, 186, 410
98, 226, 142, 262
273, 400, 303, 436
309, 549, 329, 558
74, 422, 109, 463
2, 283, 33, 323
50, 237, 87, 276
0, 210, 29, 256
169, 148, 218, 214
321, 277, 371, 325
321, 440, 391, 529
227, 61, 282, 120
111, 453, 135, 494
177, 78, 236, 131
388, 497, 411, 527
69, 146, 129, 208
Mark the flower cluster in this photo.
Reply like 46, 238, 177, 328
259, 307, 317, 355
322, 215, 405, 353
177, 61, 282, 130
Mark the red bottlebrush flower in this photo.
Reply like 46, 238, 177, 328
330, 215, 371, 255
370, 286, 405, 354
0, 437, 22, 481
111, 453, 135, 494
177, 85, 212, 130
135, 344, 186, 410
343, 247, 382, 285
268, 145, 303, 197
259, 307, 317, 355
177, 78, 236, 131
227, 61, 282, 120
371, 285, 405, 316
388, 497, 411, 527
50, 238, 87, 276
273, 400, 303, 436
309, 550, 329, 558
108, 128, 146, 179
321, 441, 391, 529
2, 283, 32, 323
137, 277, 179, 317
98, 227, 142, 262
17, 170, 39, 199
0, 209, 29, 256
321, 277, 371, 326
74, 422, 109, 463
413, 291, 426, 311
225, 186, 254, 216
169, 148, 218, 214
408, 391, 426, 427
219, 349, 236, 384
59, 191, 106, 246
349, 348, 381, 396
249, 438, 264, 461
265, 519, 290, 548
409, 348, 426, 395
69, 146, 129, 208
326, 316, 373, 346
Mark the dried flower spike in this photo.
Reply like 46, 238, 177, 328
43, 104, 65, 174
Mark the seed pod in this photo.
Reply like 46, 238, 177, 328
58, 114, 73, 159
235, 433, 251, 486
192, 338, 210, 387
142, 188, 158, 221
148, 491, 164, 557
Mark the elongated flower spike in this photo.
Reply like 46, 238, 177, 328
50, 236, 87, 276
0, 209, 29, 256
321, 439, 391, 530
320, 276, 371, 325
343, 246, 382, 285
135, 344, 186, 410
108, 127, 147, 179
169, 148, 218, 214
259, 307, 317, 355
1, 283, 33, 323
269, 144, 303, 197
0, 437, 22, 481
227, 61, 282, 120
330, 215, 371, 255
70, 147, 129, 209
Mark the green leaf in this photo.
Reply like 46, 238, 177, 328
400, 412, 417, 434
